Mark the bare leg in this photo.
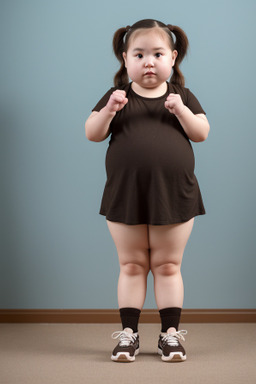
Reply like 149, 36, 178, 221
149, 218, 194, 311
107, 220, 150, 310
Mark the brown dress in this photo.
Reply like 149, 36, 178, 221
92, 82, 206, 225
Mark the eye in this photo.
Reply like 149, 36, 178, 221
136, 53, 143, 59
155, 52, 162, 58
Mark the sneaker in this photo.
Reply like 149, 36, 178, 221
111, 328, 139, 362
158, 330, 187, 362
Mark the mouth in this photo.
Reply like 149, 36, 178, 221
144, 71, 156, 76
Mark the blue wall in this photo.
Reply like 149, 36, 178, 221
1, 0, 256, 309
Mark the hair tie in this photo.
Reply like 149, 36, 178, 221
126, 25, 131, 32
167, 24, 174, 32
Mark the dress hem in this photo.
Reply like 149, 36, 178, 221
99, 211, 206, 226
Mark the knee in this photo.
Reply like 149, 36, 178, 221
121, 262, 150, 276
151, 262, 180, 277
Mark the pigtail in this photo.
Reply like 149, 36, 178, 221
113, 27, 129, 87
167, 24, 189, 87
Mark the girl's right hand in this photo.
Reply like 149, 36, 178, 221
106, 90, 128, 113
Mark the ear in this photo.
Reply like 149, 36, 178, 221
122, 52, 127, 68
172, 50, 178, 67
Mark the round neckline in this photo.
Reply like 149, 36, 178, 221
130, 82, 169, 100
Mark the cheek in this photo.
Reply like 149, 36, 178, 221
126, 62, 139, 76
160, 62, 173, 77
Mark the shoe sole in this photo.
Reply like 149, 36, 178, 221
111, 348, 139, 362
158, 348, 186, 362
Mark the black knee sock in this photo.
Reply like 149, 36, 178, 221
159, 307, 182, 332
119, 307, 141, 333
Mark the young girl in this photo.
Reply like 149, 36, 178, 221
85, 19, 209, 363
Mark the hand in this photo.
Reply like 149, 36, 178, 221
164, 93, 185, 117
106, 90, 128, 113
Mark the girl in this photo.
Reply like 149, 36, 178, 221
85, 19, 210, 363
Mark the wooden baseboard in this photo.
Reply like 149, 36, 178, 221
0, 309, 256, 323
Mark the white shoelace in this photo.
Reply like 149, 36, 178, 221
162, 330, 188, 346
111, 330, 137, 347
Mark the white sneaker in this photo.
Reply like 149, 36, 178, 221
158, 330, 187, 362
111, 328, 140, 362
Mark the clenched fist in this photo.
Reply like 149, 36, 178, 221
106, 90, 128, 113
165, 93, 185, 117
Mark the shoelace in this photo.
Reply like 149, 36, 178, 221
111, 330, 137, 347
162, 330, 188, 346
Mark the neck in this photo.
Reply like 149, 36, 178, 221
131, 82, 168, 98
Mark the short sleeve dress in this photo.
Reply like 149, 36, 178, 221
92, 82, 206, 225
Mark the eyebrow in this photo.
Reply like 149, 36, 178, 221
132, 47, 166, 52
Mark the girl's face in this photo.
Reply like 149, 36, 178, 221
123, 28, 177, 91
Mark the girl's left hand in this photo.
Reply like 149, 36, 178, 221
165, 93, 185, 117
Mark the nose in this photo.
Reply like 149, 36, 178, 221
145, 56, 154, 68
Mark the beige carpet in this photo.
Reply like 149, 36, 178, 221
0, 323, 255, 384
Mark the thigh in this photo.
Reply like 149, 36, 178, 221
148, 218, 194, 268
107, 220, 150, 266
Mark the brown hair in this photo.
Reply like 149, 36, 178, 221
112, 19, 189, 87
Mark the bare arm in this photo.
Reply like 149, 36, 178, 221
85, 108, 115, 142
176, 108, 210, 142
165, 93, 210, 142
85, 90, 128, 142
